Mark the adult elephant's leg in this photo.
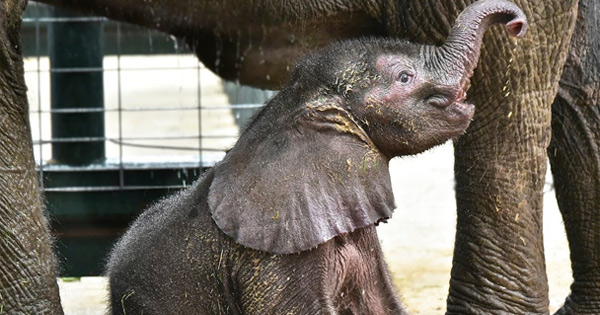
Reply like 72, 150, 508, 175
548, 1, 600, 313
0, 0, 63, 313
448, 2, 578, 313
550, 97, 600, 315
398, 1, 577, 313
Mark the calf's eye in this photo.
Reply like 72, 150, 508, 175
398, 72, 412, 84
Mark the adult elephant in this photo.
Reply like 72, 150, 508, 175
0, 0, 63, 314
28, 0, 598, 314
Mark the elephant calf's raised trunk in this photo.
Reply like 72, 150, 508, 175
428, 0, 528, 87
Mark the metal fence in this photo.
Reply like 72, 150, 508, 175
22, 2, 273, 275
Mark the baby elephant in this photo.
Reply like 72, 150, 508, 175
106, 1, 527, 313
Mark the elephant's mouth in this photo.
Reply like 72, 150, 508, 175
427, 81, 475, 122
448, 100, 475, 121
448, 84, 475, 121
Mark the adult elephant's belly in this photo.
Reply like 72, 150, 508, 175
187, 11, 388, 90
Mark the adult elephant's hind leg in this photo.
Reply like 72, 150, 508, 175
549, 2, 600, 312
549, 96, 600, 315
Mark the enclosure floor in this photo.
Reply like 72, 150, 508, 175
57, 143, 571, 314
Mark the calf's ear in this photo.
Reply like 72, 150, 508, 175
207, 123, 395, 254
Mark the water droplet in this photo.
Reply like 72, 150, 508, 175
214, 32, 223, 72
147, 30, 154, 52
169, 35, 179, 51
235, 30, 242, 74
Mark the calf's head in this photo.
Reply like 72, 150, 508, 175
296, 0, 527, 158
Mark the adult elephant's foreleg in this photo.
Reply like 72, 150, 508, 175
0, 0, 64, 313
447, 2, 578, 314
450, 89, 552, 313
549, 1, 600, 312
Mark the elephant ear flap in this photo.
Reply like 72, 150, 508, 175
207, 126, 395, 254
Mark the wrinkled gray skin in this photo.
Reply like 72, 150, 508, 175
106, 3, 526, 314
0, 0, 63, 314
6, 0, 598, 314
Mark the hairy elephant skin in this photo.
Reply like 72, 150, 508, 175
25, 0, 596, 314
106, 4, 526, 313
0, 0, 63, 314
105, 42, 418, 314
108, 172, 405, 314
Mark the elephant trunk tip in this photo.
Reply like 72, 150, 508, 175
430, 0, 529, 83
505, 17, 527, 38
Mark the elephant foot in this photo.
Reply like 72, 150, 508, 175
555, 291, 600, 314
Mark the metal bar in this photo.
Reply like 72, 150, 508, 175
50, 67, 104, 73
49, 7, 105, 165
106, 142, 225, 152
23, 17, 108, 23
34, 134, 236, 143
35, 11, 44, 184
197, 64, 203, 168
31, 103, 263, 114
117, 23, 125, 189
38, 165, 204, 172
35, 143, 228, 153
25, 66, 204, 73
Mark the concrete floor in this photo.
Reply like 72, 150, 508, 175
59, 277, 108, 315
23, 55, 571, 314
